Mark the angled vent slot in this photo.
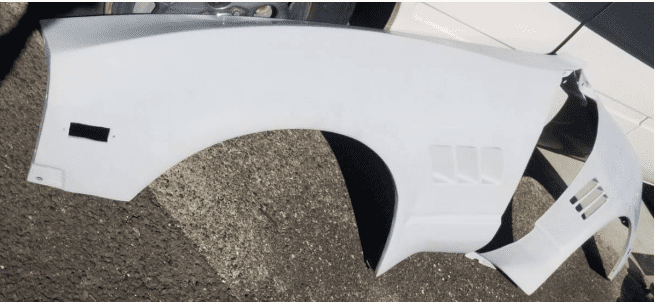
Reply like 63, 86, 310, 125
480, 147, 503, 184
456, 146, 479, 184
430, 145, 502, 185
570, 178, 598, 204
430, 145, 455, 183
577, 186, 604, 212
582, 195, 608, 220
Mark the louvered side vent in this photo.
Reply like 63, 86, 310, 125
430, 145, 456, 184
569, 178, 608, 220
429, 145, 503, 185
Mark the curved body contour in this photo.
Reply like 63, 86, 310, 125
476, 98, 642, 294
27, 15, 639, 294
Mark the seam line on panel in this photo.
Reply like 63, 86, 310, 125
549, 2, 614, 54
597, 91, 649, 118
637, 117, 650, 128
422, 2, 516, 50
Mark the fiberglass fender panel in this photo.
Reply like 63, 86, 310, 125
29, 14, 582, 285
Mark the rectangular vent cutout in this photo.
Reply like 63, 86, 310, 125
577, 186, 604, 212
570, 179, 598, 204
480, 147, 503, 184
430, 145, 455, 183
429, 145, 503, 185
582, 195, 608, 220
69, 123, 110, 142
456, 146, 479, 184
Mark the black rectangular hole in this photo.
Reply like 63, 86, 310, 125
69, 122, 110, 142
570, 196, 578, 204
571, 179, 598, 204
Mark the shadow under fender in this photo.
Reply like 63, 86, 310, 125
321, 131, 397, 270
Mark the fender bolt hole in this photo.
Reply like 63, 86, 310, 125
36, 177, 43, 181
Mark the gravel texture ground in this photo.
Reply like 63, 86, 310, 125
0, 3, 649, 301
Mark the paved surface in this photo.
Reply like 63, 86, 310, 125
0, 3, 650, 301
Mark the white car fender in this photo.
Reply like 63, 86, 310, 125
28, 15, 639, 295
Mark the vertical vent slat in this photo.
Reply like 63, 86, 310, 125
582, 195, 608, 220
571, 178, 608, 220
570, 178, 598, 204
577, 187, 604, 212
429, 145, 503, 185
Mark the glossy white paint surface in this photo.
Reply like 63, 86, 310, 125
33, 14, 580, 204
421, 2, 580, 53
596, 92, 648, 134
627, 119, 654, 184
388, 2, 508, 49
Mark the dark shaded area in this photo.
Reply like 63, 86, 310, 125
616, 258, 650, 302
524, 148, 569, 200
581, 236, 607, 278
59, 2, 105, 17
552, 2, 653, 68
586, 2, 653, 69
321, 131, 396, 270
476, 198, 515, 253
305, 2, 357, 25
0, 3, 100, 84
560, 70, 589, 107
632, 253, 654, 276
69, 122, 110, 142
643, 183, 653, 217
549, 2, 613, 55
620, 217, 630, 228
552, 2, 612, 22
477, 147, 567, 253
537, 71, 599, 161
112, 2, 137, 15
349, 2, 396, 30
